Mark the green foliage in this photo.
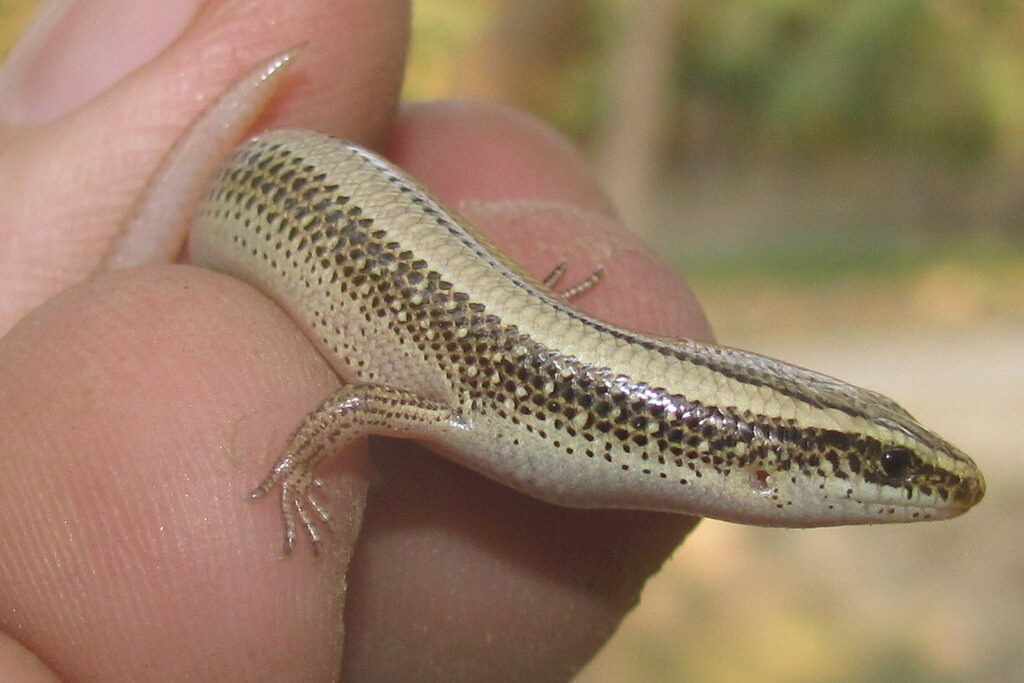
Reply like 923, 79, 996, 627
667, 0, 1024, 164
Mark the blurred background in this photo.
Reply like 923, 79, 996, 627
3, 1, 1021, 680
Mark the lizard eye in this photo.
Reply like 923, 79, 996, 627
880, 446, 914, 481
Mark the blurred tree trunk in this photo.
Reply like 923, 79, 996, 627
593, 0, 683, 239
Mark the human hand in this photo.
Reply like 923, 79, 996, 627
0, 0, 711, 680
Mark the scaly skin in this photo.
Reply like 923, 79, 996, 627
188, 129, 985, 551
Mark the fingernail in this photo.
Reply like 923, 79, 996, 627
0, 0, 203, 125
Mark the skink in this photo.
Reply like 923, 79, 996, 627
108, 52, 986, 552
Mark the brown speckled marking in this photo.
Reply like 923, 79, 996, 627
190, 130, 985, 551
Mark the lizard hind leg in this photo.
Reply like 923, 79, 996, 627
249, 383, 458, 554
541, 261, 604, 300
